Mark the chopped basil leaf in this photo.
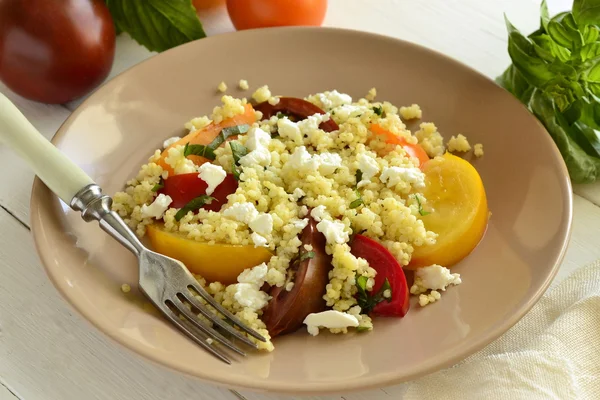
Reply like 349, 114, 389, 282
151, 177, 164, 192
356, 326, 370, 333
183, 142, 216, 160
373, 105, 384, 116
356, 276, 392, 314
355, 169, 363, 185
230, 141, 247, 181
349, 191, 364, 209
414, 194, 430, 216
299, 251, 316, 261
175, 195, 216, 221
276, 112, 285, 119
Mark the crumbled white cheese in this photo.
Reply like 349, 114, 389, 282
380, 166, 425, 189
314, 90, 353, 110
297, 114, 331, 139
332, 104, 366, 120
299, 205, 309, 217
291, 188, 305, 201
303, 310, 359, 336
356, 153, 380, 187
222, 202, 259, 224
162, 136, 181, 149
233, 283, 269, 309
238, 79, 249, 90
277, 118, 303, 143
239, 146, 271, 167
310, 205, 328, 222
286, 146, 320, 171
140, 194, 172, 219
245, 127, 271, 151
291, 217, 309, 231
197, 163, 226, 195
414, 264, 462, 292
251, 232, 268, 248
164, 145, 197, 174
249, 213, 273, 235
237, 262, 268, 286
316, 219, 349, 244
317, 152, 342, 175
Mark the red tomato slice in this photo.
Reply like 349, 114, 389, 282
161, 173, 238, 212
350, 234, 410, 317
254, 97, 339, 132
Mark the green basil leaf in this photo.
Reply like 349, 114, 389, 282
356, 275, 368, 291
349, 197, 364, 209
573, 0, 600, 26
355, 169, 363, 185
587, 60, 600, 82
496, 65, 535, 104
229, 141, 248, 165
548, 13, 584, 50
583, 25, 600, 44
531, 35, 556, 62
175, 195, 216, 221
570, 121, 600, 158
213, 124, 250, 148
355, 276, 391, 314
183, 143, 216, 160
106, 0, 206, 53
151, 177, 164, 192
580, 43, 600, 62
530, 89, 600, 183
372, 105, 384, 116
540, 0, 551, 32
414, 194, 430, 216
356, 326, 370, 333
533, 34, 572, 62
505, 16, 555, 87
299, 251, 316, 261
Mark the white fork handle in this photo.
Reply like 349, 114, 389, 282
0, 92, 94, 204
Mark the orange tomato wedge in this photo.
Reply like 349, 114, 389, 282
370, 123, 429, 168
158, 104, 256, 175
407, 153, 488, 269
147, 224, 272, 284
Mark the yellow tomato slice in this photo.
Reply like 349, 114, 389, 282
407, 153, 488, 269
147, 224, 273, 284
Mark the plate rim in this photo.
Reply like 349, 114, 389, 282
29, 26, 574, 394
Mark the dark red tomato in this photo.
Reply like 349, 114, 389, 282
0, 0, 115, 104
350, 234, 410, 317
161, 173, 238, 212
254, 97, 339, 132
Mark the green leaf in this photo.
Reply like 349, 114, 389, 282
349, 196, 364, 209
414, 194, 430, 216
300, 251, 316, 261
229, 141, 247, 180
106, 0, 206, 53
540, 0, 551, 31
580, 43, 600, 62
530, 89, 600, 183
356, 326, 370, 333
175, 195, 216, 221
355, 276, 392, 314
496, 65, 535, 104
573, 0, 600, 26
372, 105, 384, 116
151, 177, 164, 192
213, 124, 250, 148
547, 13, 584, 49
587, 60, 600, 82
505, 16, 555, 87
355, 169, 363, 185
583, 25, 600, 44
183, 143, 216, 160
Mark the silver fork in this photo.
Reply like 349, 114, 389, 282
0, 93, 266, 364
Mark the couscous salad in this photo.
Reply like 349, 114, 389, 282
113, 85, 488, 351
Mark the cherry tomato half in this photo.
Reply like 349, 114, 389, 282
0, 0, 115, 104
161, 173, 238, 212
255, 97, 339, 132
350, 234, 410, 317
226, 0, 327, 31
370, 124, 430, 168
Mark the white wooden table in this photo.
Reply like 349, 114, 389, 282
1, 1, 597, 399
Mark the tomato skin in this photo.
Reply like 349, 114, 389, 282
161, 173, 238, 212
0, 0, 115, 104
226, 0, 327, 30
350, 234, 410, 317
370, 124, 429, 168
255, 97, 339, 132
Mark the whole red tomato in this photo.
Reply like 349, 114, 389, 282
226, 0, 327, 31
0, 0, 116, 104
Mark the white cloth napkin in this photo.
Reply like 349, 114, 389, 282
401, 260, 600, 399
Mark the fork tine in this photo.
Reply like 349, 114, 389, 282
160, 300, 231, 364
187, 283, 267, 342
181, 291, 259, 349
171, 296, 246, 356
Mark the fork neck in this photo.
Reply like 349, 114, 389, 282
70, 184, 145, 257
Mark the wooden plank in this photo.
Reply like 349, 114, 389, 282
0, 209, 238, 400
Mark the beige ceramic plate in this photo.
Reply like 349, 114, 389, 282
30, 28, 572, 394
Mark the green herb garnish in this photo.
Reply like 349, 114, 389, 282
151, 177, 164, 192
356, 275, 392, 314
414, 194, 430, 216
299, 251, 316, 261
497, 0, 600, 183
229, 141, 248, 180
106, 0, 206, 53
355, 169, 363, 185
174, 195, 216, 221
183, 124, 250, 161
356, 326, 370, 333
276, 112, 285, 119
373, 105, 384, 116
349, 190, 364, 209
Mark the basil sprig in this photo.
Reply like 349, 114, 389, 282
356, 275, 392, 314
174, 195, 216, 221
183, 124, 250, 161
